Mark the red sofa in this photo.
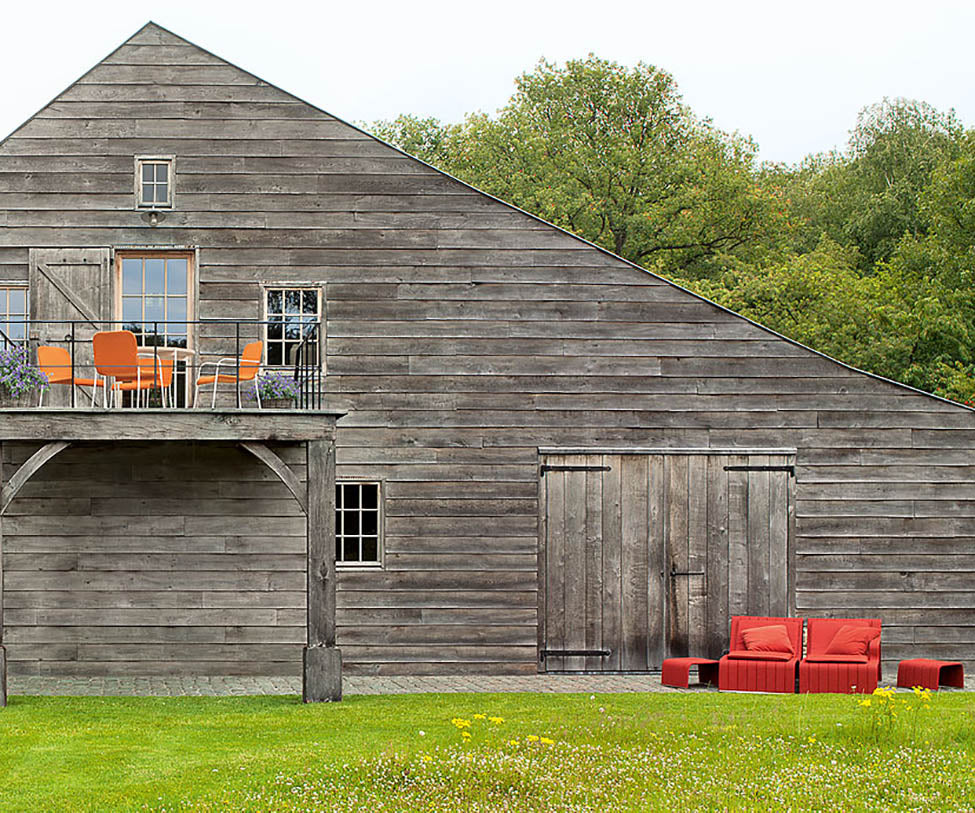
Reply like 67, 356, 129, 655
799, 618, 881, 693
718, 616, 804, 693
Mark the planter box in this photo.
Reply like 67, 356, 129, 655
261, 398, 295, 410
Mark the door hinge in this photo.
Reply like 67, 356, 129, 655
540, 464, 611, 476
724, 464, 795, 476
540, 649, 612, 659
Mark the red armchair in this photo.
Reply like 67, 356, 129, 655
799, 618, 881, 694
718, 616, 804, 693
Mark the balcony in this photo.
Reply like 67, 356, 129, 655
0, 319, 324, 411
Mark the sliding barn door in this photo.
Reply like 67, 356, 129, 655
539, 451, 794, 673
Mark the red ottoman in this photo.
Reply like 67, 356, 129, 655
661, 657, 719, 689
897, 658, 965, 690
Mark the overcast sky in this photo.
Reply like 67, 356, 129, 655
2, 0, 974, 165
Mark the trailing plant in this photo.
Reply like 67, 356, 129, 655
0, 345, 49, 398
251, 370, 301, 401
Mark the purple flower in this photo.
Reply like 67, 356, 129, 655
0, 346, 49, 398
249, 371, 301, 401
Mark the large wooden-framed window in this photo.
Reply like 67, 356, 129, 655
115, 252, 194, 348
262, 286, 322, 368
336, 481, 382, 567
0, 286, 29, 346
136, 156, 175, 209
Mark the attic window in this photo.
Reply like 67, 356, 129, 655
136, 156, 174, 209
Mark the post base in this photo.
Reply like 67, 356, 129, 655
0, 646, 6, 707
303, 645, 342, 702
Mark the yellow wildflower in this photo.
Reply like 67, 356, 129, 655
526, 735, 539, 742
859, 699, 872, 708
488, 716, 504, 725
540, 737, 555, 745
420, 755, 432, 763
473, 713, 486, 720
807, 736, 816, 744
461, 731, 472, 740
451, 718, 472, 729
509, 739, 520, 746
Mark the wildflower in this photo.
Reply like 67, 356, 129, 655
420, 755, 432, 763
461, 731, 471, 740
807, 736, 816, 744
540, 737, 555, 745
488, 716, 504, 725
526, 735, 539, 742
451, 718, 472, 729
418, 730, 425, 737
473, 713, 486, 720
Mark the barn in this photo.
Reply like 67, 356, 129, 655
0, 22, 972, 692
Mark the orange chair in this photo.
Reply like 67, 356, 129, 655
37, 345, 100, 406
117, 355, 175, 407
93, 330, 169, 407
194, 341, 263, 408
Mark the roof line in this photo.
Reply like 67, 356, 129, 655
2, 22, 971, 414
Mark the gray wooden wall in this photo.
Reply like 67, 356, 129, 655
0, 23, 973, 675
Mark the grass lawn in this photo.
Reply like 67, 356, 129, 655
1, 690, 974, 811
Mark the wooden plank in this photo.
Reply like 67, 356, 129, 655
601, 457, 623, 671
561, 457, 587, 671
619, 455, 650, 670
647, 454, 666, 669
768, 455, 791, 616
666, 455, 689, 658
746, 459, 771, 617
686, 455, 708, 656
306, 439, 336, 648
705, 455, 730, 658
543, 460, 565, 671
727, 456, 749, 618
583, 460, 604, 671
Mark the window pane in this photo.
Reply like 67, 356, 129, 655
122, 259, 142, 295
303, 290, 318, 314
7, 321, 25, 341
343, 538, 358, 562
362, 511, 378, 536
167, 260, 187, 294
343, 484, 359, 509
361, 537, 378, 562
8, 289, 26, 314
155, 182, 169, 204
142, 164, 154, 183
267, 290, 282, 313
167, 297, 186, 322
144, 296, 164, 323
156, 164, 168, 182
284, 290, 301, 313
362, 484, 379, 508
122, 297, 142, 323
145, 259, 165, 294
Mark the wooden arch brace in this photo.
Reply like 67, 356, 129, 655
238, 441, 307, 515
0, 441, 72, 516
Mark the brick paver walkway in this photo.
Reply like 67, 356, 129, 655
9, 673, 686, 696
9, 672, 968, 697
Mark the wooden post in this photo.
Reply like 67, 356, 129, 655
1, 442, 6, 708
303, 438, 341, 702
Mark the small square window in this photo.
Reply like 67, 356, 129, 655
136, 157, 174, 209
336, 481, 382, 566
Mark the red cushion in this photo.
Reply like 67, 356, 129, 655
741, 624, 794, 655
825, 624, 880, 656
805, 654, 869, 664
727, 650, 794, 661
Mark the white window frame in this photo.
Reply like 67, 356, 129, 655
114, 251, 196, 350
135, 155, 175, 210
0, 285, 29, 347
261, 284, 324, 371
336, 480, 384, 569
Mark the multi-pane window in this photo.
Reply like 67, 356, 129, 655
265, 287, 321, 367
120, 255, 191, 347
0, 286, 28, 346
336, 482, 381, 566
137, 158, 173, 208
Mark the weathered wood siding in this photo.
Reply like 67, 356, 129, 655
1, 23, 974, 675
2, 441, 308, 676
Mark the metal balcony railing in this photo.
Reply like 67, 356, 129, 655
0, 319, 323, 409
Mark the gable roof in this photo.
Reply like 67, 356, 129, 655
2, 21, 970, 413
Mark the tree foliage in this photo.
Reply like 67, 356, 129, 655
368, 65, 975, 404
